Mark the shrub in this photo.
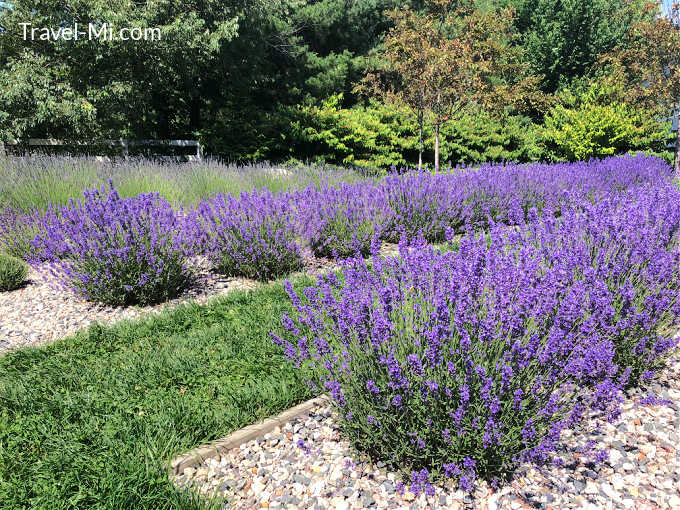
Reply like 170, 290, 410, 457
289, 95, 419, 169
380, 154, 671, 242
541, 185, 680, 384
380, 172, 469, 242
0, 253, 28, 291
293, 183, 385, 259
542, 77, 670, 161
30, 183, 195, 306
272, 184, 680, 493
0, 207, 46, 260
274, 239, 594, 492
289, 97, 546, 170
192, 189, 304, 281
439, 112, 546, 165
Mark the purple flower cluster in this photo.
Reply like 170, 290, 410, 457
382, 154, 671, 242
290, 183, 386, 258
189, 189, 304, 281
272, 182, 680, 492
5, 154, 673, 306
30, 182, 195, 306
0, 206, 47, 260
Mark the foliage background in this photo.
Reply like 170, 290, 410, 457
0, 0, 674, 167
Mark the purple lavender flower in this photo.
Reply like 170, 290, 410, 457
271, 156, 680, 493
192, 189, 303, 281
29, 182, 195, 305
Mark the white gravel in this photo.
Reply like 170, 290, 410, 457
0, 245, 398, 353
0, 264, 259, 353
173, 357, 680, 510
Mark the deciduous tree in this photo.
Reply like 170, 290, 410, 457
360, 1, 542, 170
600, 1, 680, 174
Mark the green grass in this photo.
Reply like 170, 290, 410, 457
0, 277, 315, 509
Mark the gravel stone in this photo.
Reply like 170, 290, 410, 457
0, 262, 259, 352
0, 250, 353, 353
173, 357, 680, 509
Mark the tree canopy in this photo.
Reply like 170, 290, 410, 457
0, 0, 675, 166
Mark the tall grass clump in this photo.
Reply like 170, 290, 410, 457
272, 183, 680, 494
191, 189, 304, 281
0, 253, 28, 291
29, 182, 196, 306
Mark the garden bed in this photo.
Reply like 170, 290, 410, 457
175, 355, 680, 510
1, 154, 679, 509
0, 263, 258, 352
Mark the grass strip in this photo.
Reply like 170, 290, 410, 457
0, 277, 315, 509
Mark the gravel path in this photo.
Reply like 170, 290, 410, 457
173, 357, 680, 510
0, 263, 261, 353
0, 244, 399, 354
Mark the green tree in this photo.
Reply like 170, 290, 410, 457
0, 52, 97, 142
0, 1, 416, 159
0, 0, 241, 142
361, 1, 542, 170
600, 1, 680, 174
506, 0, 644, 93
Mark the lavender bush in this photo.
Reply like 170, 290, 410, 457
292, 183, 385, 258
272, 183, 680, 492
0, 253, 28, 292
0, 207, 47, 260
30, 183, 195, 306
0, 155, 365, 211
381, 155, 671, 242
380, 172, 469, 242
192, 189, 304, 281
534, 185, 680, 384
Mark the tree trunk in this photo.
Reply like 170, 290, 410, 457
189, 96, 202, 133
434, 121, 440, 172
418, 109, 424, 171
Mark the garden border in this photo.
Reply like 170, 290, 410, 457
168, 395, 329, 476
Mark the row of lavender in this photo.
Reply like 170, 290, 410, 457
273, 182, 680, 494
0, 154, 671, 306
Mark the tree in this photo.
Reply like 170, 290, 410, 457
359, 1, 542, 170
0, 1, 421, 159
600, 1, 680, 174
504, 0, 645, 93
0, 0, 241, 142
0, 52, 98, 142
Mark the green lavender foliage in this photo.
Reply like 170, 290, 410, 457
0, 252, 27, 291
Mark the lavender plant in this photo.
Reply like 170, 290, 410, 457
0, 207, 47, 260
524, 185, 680, 385
380, 172, 468, 242
0, 253, 28, 292
272, 183, 680, 493
381, 155, 671, 242
30, 183, 195, 306
192, 189, 304, 281
292, 183, 385, 258
0, 154, 366, 211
